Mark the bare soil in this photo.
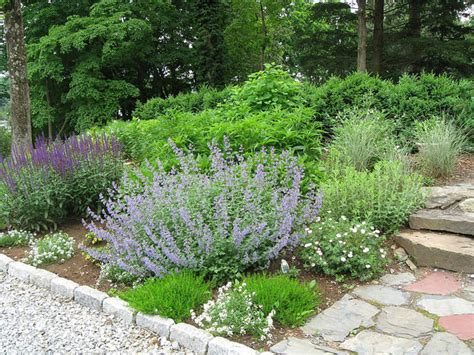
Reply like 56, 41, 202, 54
0, 220, 112, 292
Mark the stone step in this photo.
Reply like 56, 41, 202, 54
394, 229, 474, 273
409, 208, 474, 236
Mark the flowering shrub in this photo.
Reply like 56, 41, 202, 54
0, 135, 123, 230
299, 215, 387, 281
191, 281, 275, 341
85, 141, 322, 282
0, 229, 35, 247
28, 231, 75, 267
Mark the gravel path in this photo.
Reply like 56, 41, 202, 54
0, 272, 191, 354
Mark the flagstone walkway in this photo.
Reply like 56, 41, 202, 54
271, 270, 474, 354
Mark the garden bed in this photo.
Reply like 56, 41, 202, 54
0, 219, 405, 350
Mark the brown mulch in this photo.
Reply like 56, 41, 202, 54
435, 153, 474, 186
0, 221, 112, 292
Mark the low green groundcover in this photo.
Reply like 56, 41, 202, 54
119, 271, 211, 322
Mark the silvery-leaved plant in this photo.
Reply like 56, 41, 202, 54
28, 232, 75, 267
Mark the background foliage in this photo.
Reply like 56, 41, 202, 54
0, 0, 471, 136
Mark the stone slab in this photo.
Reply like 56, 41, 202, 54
380, 272, 416, 287
103, 297, 135, 324
208, 337, 258, 355
30, 268, 57, 289
340, 330, 423, 355
0, 254, 13, 272
421, 332, 472, 355
301, 294, 379, 341
394, 229, 474, 273
7, 261, 37, 282
416, 295, 474, 316
352, 285, 410, 306
136, 313, 174, 338
423, 185, 474, 210
459, 198, 474, 213
409, 208, 474, 236
270, 337, 347, 355
439, 314, 474, 341
376, 306, 433, 338
404, 272, 460, 295
170, 323, 213, 355
50, 277, 79, 299
74, 285, 108, 311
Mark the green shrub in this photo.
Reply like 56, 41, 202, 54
133, 85, 233, 120
299, 217, 387, 281
226, 63, 304, 112
119, 272, 211, 322
2, 169, 69, 231
307, 72, 473, 140
192, 281, 274, 340
244, 274, 319, 327
98, 108, 323, 183
415, 117, 467, 178
0, 126, 10, 158
325, 108, 397, 172
321, 160, 425, 234
28, 231, 75, 267
0, 229, 35, 247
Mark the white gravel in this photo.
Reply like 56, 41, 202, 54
0, 272, 192, 354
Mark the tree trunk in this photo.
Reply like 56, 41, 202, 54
356, 0, 367, 72
4, 0, 32, 152
406, 0, 425, 73
373, 0, 384, 75
259, 0, 267, 71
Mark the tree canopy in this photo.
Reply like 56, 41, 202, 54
0, 0, 472, 136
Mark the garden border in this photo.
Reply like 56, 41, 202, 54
0, 253, 271, 355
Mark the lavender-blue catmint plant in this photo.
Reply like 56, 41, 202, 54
85, 139, 322, 282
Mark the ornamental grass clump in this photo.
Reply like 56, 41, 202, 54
0, 135, 123, 230
191, 281, 275, 341
244, 274, 319, 327
119, 271, 211, 322
299, 216, 387, 281
415, 117, 467, 178
84, 140, 322, 282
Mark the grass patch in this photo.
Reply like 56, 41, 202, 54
119, 271, 212, 322
244, 274, 320, 327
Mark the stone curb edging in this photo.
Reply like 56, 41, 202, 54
0, 253, 265, 355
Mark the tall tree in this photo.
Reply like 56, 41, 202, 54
356, 0, 367, 72
373, 0, 384, 74
194, 0, 229, 87
291, 1, 357, 83
2, 0, 31, 149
